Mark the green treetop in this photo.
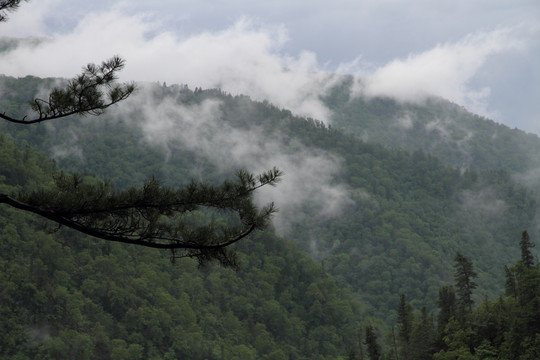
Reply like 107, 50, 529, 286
453, 252, 478, 315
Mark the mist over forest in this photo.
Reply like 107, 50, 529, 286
1, 71, 540, 359
2, 1, 540, 358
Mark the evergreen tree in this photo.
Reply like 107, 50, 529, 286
0, 5, 281, 266
364, 325, 381, 360
453, 252, 478, 315
409, 307, 436, 360
504, 265, 517, 298
430, 232, 540, 359
500, 233, 540, 359
436, 285, 456, 349
396, 293, 413, 359
358, 329, 366, 360
520, 230, 535, 268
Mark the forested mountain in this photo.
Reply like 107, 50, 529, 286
1, 135, 364, 359
1, 75, 539, 359
325, 76, 540, 174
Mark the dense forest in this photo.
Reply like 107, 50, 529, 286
324, 76, 540, 174
382, 237, 540, 360
1, 135, 365, 359
1, 75, 539, 359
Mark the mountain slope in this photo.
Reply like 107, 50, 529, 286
1, 75, 539, 325
0, 135, 366, 359
325, 76, 540, 174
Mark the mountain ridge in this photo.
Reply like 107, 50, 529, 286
324, 75, 540, 175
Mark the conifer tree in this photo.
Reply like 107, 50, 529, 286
520, 230, 535, 268
453, 252, 477, 315
504, 265, 517, 298
358, 329, 366, 360
409, 307, 436, 360
396, 293, 413, 359
0, 3, 281, 266
364, 325, 381, 360
501, 232, 540, 359
436, 285, 456, 348
435, 233, 539, 360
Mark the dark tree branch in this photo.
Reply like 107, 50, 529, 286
0, 0, 23, 22
0, 168, 281, 266
1, 7, 280, 266
0, 193, 257, 250
0, 56, 135, 124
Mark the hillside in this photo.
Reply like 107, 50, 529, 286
325, 76, 540, 174
0, 135, 366, 359
1, 75, 540, 357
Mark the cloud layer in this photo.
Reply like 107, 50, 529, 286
1, 1, 537, 125
355, 26, 530, 117
2, 6, 334, 122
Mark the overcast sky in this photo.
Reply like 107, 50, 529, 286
2, 0, 540, 133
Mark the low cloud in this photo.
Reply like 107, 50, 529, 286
352, 26, 530, 118
1, 5, 334, 122
2, 1, 536, 127
459, 188, 507, 219
112, 86, 354, 234
394, 111, 414, 130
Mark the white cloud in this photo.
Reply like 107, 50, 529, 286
3, 0, 539, 237
394, 112, 413, 129
353, 26, 529, 117
1, 1, 538, 129
1, 1, 356, 234
0, 0, 60, 36
459, 187, 507, 219
1, 5, 334, 122
109, 86, 354, 234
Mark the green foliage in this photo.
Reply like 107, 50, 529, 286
325, 75, 540, 174
0, 137, 364, 359
520, 230, 535, 268
3, 75, 540, 358
429, 233, 540, 360
364, 325, 381, 360
436, 285, 457, 347
5, 167, 280, 266
0, 57, 135, 124
409, 307, 436, 360
2, 76, 539, 323
1, 60, 280, 266
396, 293, 413, 358
5, 3, 540, 358
453, 252, 478, 315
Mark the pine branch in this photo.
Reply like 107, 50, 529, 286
0, 192, 259, 250
0, 56, 135, 124
0, 3, 279, 267
0, 169, 281, 266
0, 0, 23, 22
